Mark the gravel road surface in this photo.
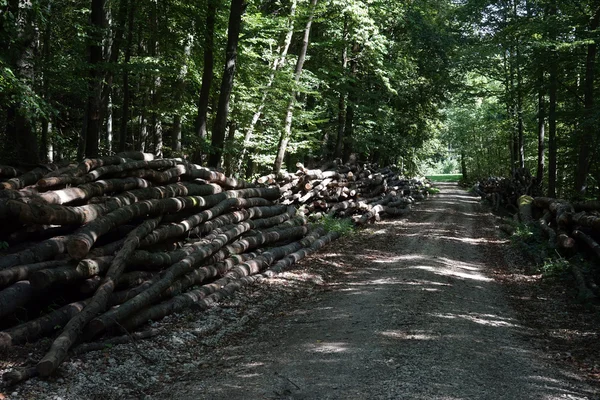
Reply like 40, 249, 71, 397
160, 182, 598, 400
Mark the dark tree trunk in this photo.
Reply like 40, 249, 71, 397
343, 42, 359, 164
334, 17, 349, 160
208, 0, 246, 168
536, 67, 545, 186
119, 1, 135, 152
547, 4, 558, 198
172, 115, 182, 153
84, 0, 107, 158
195, 0, 217, 162
3, 0, 40, 164
575, 8, 600, 194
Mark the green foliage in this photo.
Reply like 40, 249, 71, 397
316, 214, 355, 236
0, 241, 8, 251
426, 187, 441, 195
426, 174, 462, 183
541, 255, 570, 277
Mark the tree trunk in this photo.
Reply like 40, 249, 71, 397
334, 16, 349, 160
343, 42, 359, 163
273, 0, 318, 174
547, 2, 558, 198
195, 0, 217, 162
575, 8, 600, 194
3, 0, 40, 164
119, 0, 134, 152
208, 0, 246, 168
238, 0, 297, 172
84, 0, 107, 158
172, 115, 182, 153
536, 67, 545, 186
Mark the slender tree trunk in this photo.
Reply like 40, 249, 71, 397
342, 41, 358, 163
39, 1, 53, 162
575, 8, 600, 194
334, 16, 349, 160
100, 0, 128, 147
460, 151, 468, 181
194, 0, 217, 163
238, 0, 297, 172
548, 55, 558, 198
84, 0, 107, 158
536, 67, 545, 186
172, 115, 182, 153
273, 0, 318, 173
224, 121, 237, 176
343, 92, 355, 163
149, 0, 162, 157
172, 35, 193, 154
119, 0, 134, 152
208, 0, 246, 168
106, 93, 113, 153
547, 2, 558, 198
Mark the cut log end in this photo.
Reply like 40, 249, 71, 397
36, 358, 58, 377
67, 237, 93, 259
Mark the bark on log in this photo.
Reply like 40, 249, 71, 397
8, 182, 222, 225
0, 259, 70, 287
2, 367, 38, 386
2, 165, 59, 190
86, 221, 255, 337
0, 280, 156, 350
121, 228, 324, 331
0, 165, 24, 178
67, 187, 280, 259
538, 211, 556, 247
29, 257, 113, 290
140, 199, 279, 247
0, 281, 33, 318
37, 217, 162, 377
570, 212, 600, 232
518, 195, 534, 223
572, 229, 600, 260
0, 236, 69, 270
36, 178, 151, 205
185, 165, 255, 189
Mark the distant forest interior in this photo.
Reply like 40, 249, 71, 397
1, 0, 599, 199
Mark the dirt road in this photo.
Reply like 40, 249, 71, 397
160, 182, 598, 399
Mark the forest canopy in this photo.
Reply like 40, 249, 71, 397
1, 0, 599, 198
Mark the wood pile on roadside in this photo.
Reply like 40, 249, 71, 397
0, 153, 431, 384
471, 169, 600, 302
472, 168, 537, 212
258, 160, 431, 225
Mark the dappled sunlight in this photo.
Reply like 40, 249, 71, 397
306, 342, 349, 354
410, 265, 493, 282
436, 236, 507, 245
379, 330, 437, 340
430, 312, 522, 328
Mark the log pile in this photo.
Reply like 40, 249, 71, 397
472, 168, 537, 212
0, 153, 430, 383
257, 161, 431, 225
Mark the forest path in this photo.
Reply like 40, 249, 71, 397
161, 182, 597, 400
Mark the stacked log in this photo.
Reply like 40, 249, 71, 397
257, 161, 431, 225
473, 168, 537, 212
496, 190, 600, 300
0, 153, 431, 383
